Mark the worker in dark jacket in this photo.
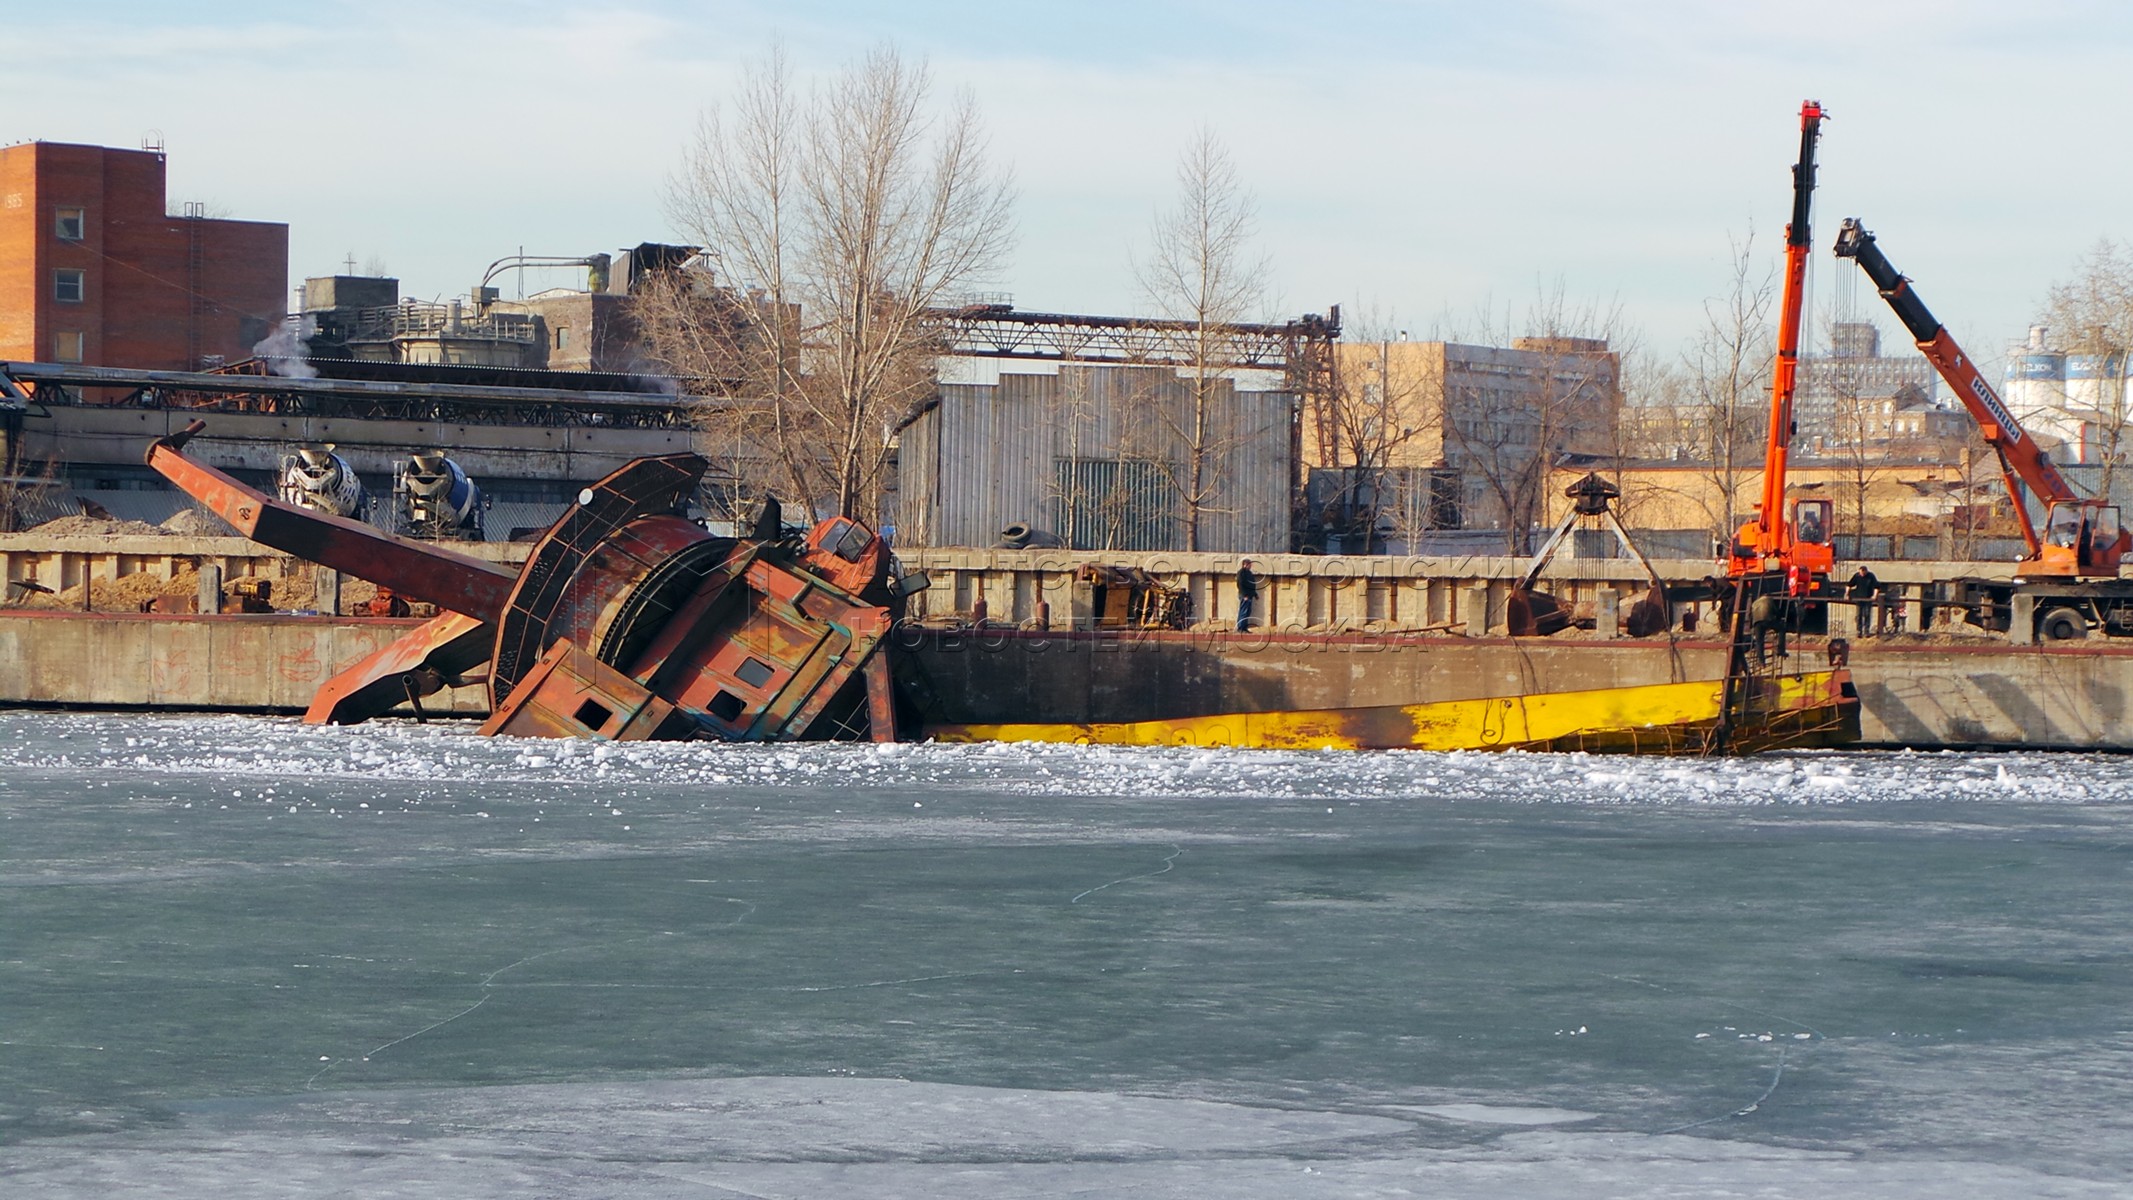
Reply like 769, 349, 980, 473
1235, 559, 1259, 631
1846, 565, 1879, 637
1751, 593, 1788, 665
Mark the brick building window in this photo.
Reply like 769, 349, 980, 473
555, 326, 570, 349
53, 332, 84, 362
54, 207, 85, 241
54, 269, 84, 303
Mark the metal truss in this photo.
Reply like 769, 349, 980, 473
0, 361, 722, 431
931, 306, 1340, 374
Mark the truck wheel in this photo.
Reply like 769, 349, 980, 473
2040, 607, 2088, 641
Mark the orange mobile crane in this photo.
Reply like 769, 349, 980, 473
1727, 101, 1837, 593
1835, 218, 2133, 638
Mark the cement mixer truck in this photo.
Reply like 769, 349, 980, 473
277, 446, 370, 522
394, 452, 486, 540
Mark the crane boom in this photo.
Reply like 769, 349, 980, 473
1729, 101, 1834, 581
1834, 218, 2125, 577
1755, 101, 1824, 549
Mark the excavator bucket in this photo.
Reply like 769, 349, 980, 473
1625, 584, 1671, 638
1506, 587, 1570, 637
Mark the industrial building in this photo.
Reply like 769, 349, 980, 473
1307, 336, 1620, 551
298, 275, 541, 369
2003, 324, 2131, 464
0, 358, 710, 538
0, 141, 286, 370
296, 245, 686, 373
898, 360, 1292, 553
892, 307, 1336, 554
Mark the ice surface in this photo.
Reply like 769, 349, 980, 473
18, 710, 2133, 808
5, 712, 2133, 1195
3, 1078, 2121, 1198
1403, 1102, 1599, 1125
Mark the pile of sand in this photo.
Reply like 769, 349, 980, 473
18, 508, 237, 538
29, 513, 167, 537
159, 508, 236, 536
16, 566, 394, 615
19, 567, 202, 611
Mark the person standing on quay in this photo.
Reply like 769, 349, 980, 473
1235, 559, 1259, 631
1847, 564, 1880, 638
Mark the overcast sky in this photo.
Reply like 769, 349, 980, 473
9, 1, 2133, 377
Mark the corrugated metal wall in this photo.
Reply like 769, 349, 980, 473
897, 364, 1293, 552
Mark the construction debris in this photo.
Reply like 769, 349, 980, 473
1079, 564, 1191, 629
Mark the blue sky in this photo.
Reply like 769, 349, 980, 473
9, 1, 2133, 370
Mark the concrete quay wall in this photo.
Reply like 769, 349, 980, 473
0, 611, 488, 715
1846, 643, 2133, 750
0, 533, 529, 598
5, 532, 1999, 636
898, 546, 2010, 635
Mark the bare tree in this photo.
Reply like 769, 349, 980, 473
1315, 308, 1437, 553
0, 449, 62, 535
1136, 128, 1268, 552
2040, 238, 2133, 496
1942, 442, 1990, 561
1045, 365, 1149, 551
642, 45, 1015, 524
1680, 231, 1774, 549
1045, 366, 1099, 549
1603, 341, 1680, 532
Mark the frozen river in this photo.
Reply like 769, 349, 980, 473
4, 711, 2132, 1197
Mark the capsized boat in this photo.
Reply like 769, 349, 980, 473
920, 466, 1859, 755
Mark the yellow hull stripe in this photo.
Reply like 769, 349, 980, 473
929, 671, 1849, 752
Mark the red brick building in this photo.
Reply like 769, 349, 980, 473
0, 141, 287, 370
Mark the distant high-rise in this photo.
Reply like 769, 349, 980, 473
1796, 320, 1937, 448
1828, 320, 1880, 360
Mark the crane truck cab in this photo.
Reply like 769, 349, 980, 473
1727, 498, 1834, 578
2037, 500, 2127, 580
